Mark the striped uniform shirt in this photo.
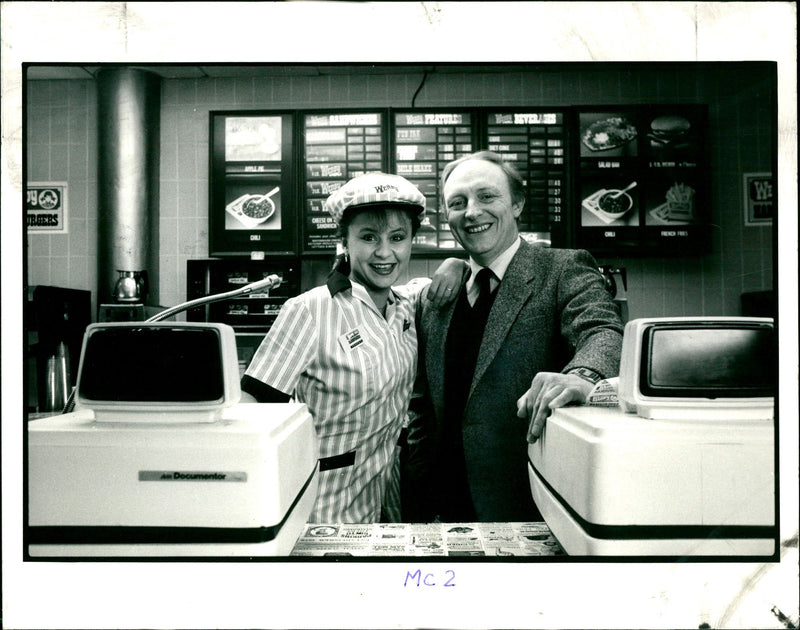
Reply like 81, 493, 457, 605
244, 272, 430, 524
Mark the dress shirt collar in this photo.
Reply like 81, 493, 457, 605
466, 236, 521, 298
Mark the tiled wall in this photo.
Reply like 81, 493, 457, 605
26, 79, 98, 311
26, 65, 775, 321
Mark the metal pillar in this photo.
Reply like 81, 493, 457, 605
96, 67, 161, 306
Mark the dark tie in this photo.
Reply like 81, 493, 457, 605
472, 267, 496, 318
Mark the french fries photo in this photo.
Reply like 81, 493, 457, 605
665, 181, 695, 220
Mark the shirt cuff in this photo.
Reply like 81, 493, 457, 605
241, 374, 291, 403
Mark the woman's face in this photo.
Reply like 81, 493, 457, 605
344, 208, 414, 295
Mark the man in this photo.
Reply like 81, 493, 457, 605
406, 151, 624, 523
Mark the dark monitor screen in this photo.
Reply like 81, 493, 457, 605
640, 323, 775, 398
79, 327, 225, 403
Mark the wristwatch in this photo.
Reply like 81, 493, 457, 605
567, 367, 603, 385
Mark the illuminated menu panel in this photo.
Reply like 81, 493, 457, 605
302, 112, 385, 251
485, 111, 568, 247
394, 111, 476, 250
573, 105, 709, 254
208, 112, 296, 257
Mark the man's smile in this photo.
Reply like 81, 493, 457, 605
464, 223, 492, 234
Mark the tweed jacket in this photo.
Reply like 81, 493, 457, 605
407, 240, 624, 522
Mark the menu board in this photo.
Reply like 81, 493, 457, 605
209, 106, 711, 260
302, 111, 386, 252
208, 111, 297, 256
574, 105, 708, 254
484, 110, 570, 248
393, 110, 477, 250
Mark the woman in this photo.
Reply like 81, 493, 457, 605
241, 172, 464, 523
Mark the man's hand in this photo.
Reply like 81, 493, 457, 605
427, 258, 468, 308
516, 372, 594, 443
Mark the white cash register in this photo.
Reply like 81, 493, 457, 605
28, 319, 319, 557
528, 316, 777, 557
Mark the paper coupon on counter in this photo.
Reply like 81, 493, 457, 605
586, 376, 620, 407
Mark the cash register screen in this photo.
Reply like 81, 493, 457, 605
79, 326, 225, 403
641, 322, 775, 398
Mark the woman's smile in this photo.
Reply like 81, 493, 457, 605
369, 262, 397, 275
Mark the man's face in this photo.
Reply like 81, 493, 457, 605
443, 159, 523, 266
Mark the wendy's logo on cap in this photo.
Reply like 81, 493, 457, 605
323, 172, 426, 224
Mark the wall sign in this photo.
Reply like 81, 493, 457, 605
393, 109, 477, 250
573, 105, 710, 255
301, 110, 386, 252
209, 111, 297, 257
743, 172, 773, 226
26, 182, 68, 233
485, 109, 570, 248
208, 105, 719, 258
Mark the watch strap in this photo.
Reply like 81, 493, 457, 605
567, 367, 603, 385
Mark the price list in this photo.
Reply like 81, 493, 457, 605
394, 111, 475, 249
302, 112, 385, 251
485, 111, 568, 247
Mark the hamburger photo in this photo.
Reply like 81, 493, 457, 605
648, 115, 692, 150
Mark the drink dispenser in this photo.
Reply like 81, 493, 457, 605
43, 342, 70, 412
31, 286, 91, 413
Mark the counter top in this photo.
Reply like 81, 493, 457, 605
291, 522, 564, 557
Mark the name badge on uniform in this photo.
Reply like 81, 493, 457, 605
339, 328, 364, 351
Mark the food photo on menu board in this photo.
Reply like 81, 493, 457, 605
579, 111, 639, 157
641, 109, 704, 226
580, 175, 640, 227
644, 112, 701, 157
644, 177, 699, 226
225, 186, 282, 231
577, 110, 641, 227
223, 116, 284, 232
